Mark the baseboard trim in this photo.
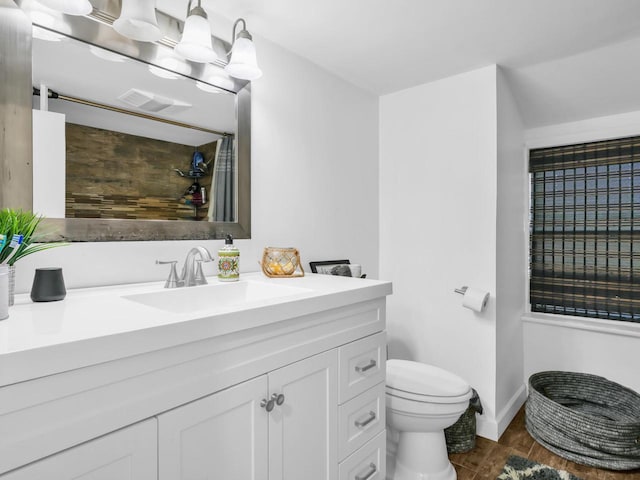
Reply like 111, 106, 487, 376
476, 415, 499, 441
475, 384, 527, 442
496, 383, 527, 438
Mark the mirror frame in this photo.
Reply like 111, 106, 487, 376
14, 0, 251, 242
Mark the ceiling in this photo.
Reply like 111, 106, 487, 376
158, 0, 640, 128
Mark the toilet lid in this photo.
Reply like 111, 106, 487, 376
386, 359, 471, 398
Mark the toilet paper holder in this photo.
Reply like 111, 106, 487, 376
454, 285, 490, 313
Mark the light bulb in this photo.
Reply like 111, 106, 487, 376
175, 7, 218, 63
36, 0, 92, 16
113, 0, 162, 42
225, 36, 262, 80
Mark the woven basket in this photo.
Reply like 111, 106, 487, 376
261, 247, 304, 278
445, 406, 477, 453
445, 388, 482, 453
526, 371, 640, 470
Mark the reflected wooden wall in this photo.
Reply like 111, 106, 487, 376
65, 123, 217, 221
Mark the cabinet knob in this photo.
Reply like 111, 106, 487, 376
355, 359, 377, 373
271, 393, 285, 406
355, 462, 377, 480
260, 398, 275, 412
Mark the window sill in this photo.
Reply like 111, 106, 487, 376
522, 312, 640, 338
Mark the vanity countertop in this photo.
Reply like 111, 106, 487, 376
0, 273, 392, 386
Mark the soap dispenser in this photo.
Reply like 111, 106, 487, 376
218, 234, 239, 282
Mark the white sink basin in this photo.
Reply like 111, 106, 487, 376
122, 280, 311, 314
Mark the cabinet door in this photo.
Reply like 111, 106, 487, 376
158, 375, 268, 480
268, 350, 338, 480
1, 419, 156, 480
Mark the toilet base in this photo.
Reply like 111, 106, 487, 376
393, 461, 455, 480
392, 431, 457, 480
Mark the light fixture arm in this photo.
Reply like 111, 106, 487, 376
185, 0, 207, 19
227, 18, 252, 56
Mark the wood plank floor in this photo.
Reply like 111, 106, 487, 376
449, 407, 640, 480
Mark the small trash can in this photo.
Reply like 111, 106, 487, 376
444, 388, 483, 453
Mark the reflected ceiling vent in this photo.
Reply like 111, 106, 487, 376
117, 88, 191, 114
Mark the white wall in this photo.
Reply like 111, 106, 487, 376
379, 65, 502, 438
523, 110, 640, 394
523, 318, 640, 393
495, 68, 527, 431
14, 36, 380, 293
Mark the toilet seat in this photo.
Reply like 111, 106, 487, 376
386, 385, 471, 404
386, 359, 471, 401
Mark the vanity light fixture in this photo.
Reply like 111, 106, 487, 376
196, 81, 222, 93
113, 0, 163, 43
89, 45, 127, 62
225, 18, 262, 81
148, 65, 181, 80
160, 56, 192, 75
35, 0, 92, 16
175, 0, 218, 63
148, 57, 191, 79
200, 73, 236, 92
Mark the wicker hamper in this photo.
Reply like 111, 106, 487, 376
445, 388, 482, 453
525, 371, 640, 470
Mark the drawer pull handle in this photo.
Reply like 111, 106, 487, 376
354, 411, 377, 428
355, 462, 377, 480
271, 393, 285, 406
355, 359, 377, 373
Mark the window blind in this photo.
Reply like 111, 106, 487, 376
529, 136, 640, 322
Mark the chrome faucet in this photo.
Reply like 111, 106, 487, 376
180, 246, 215, 287
157, 246, 214, 288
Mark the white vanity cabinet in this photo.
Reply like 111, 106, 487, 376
158, 376, 269, 480
267, 349, 338, 480
1, 419, 157, 480
0, 276, 391, 479
158, 350, 338, 480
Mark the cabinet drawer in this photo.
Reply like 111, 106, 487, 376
339, 382, 385, 460
338, 332, 386, 403
339, 430, 386, 480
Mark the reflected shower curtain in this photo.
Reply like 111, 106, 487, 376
208, 135, 235, 222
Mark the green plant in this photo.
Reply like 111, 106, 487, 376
0, 209, 65, 266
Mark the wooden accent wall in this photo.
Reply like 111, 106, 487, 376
65, 123, 217, 221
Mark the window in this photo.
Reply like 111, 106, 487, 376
529, 136, 640, 323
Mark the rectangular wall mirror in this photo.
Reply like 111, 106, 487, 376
11, 0, 251, 241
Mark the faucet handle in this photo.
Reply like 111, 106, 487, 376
194, 260, 208, 286
156, 260, 183, 288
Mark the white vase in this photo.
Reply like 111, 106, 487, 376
0, 265, 9, 319
8, 265, 15, 307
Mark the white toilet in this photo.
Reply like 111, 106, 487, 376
386, 359, 472, 480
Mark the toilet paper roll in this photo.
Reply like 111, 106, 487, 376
462, 287, 489, 313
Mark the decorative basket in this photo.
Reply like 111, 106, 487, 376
445, 407, 477, 453
526, 371, 640, 470
444, 388, 482, 453
261, 247, 304, 278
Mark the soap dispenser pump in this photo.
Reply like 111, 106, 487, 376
218, 234, 239, 282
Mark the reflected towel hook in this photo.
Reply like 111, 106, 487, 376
454, 286, 468, 295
